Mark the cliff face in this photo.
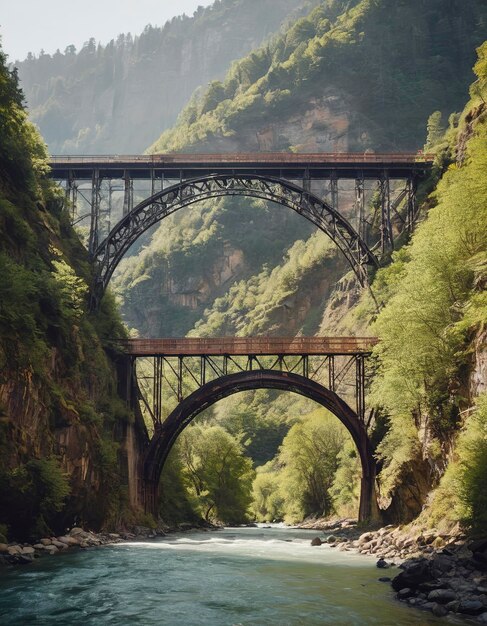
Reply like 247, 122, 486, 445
15, 0, 310, 154
0, 50, 145, 539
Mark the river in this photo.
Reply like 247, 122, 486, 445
0, 526, 460, 625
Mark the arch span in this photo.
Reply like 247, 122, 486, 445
143, 369, 378, 522
92, 174, 378, 306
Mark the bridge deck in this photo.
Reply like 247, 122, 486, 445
49, 152, 434, 180
121, 336, 379, 357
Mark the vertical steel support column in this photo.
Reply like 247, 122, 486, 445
123, 170, 133, 216
151, 168, 156, 197
328, 355, 335, 392
178, 357, 183, 401
356, 355, 365, 421
406, 177, 417, 233
302, 355, 309, 378
223, 356, 228, 376
379, 172, 393, 253
278, 356, 283, 372
355, 175, 365, 242
303, 168, 310, 192
88, 169, 101, 255
153, 357, 163, 424
330, 171, 339, 209
65, 171, 78, 221
200, 357, 207, 387
106, 181, 113, 235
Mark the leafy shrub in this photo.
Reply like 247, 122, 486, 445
0, 458, 70, 541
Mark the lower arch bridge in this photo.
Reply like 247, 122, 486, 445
119, 336, 380, 522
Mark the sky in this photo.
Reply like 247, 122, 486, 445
0, 0, 214, 62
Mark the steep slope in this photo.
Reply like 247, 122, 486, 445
0, 48, 141, 541
15, 0, 310, 154
151, 0, 487, 153
326, 43, 487, 525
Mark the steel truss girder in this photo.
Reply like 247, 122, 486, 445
91, 174, 379, 308
134, 351, 371, 430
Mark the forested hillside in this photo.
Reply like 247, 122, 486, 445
15, 0, 310, 154
0, 48, 140, 542
152, 0, 487, 153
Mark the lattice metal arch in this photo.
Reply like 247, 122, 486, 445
91, 174, 379, 308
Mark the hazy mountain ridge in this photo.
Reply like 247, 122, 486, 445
15, 0, 312, 154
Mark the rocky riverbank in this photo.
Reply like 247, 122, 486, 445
304, 519, 487, 622
0, 521, 214, 567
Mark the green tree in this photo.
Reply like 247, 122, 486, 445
277, 409, 347, 522
179, 424, 254, 523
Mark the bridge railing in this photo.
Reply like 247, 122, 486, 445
120, 336, 379, 356
49, 152, 435, 166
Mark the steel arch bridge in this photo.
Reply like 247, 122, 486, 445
49, 152, 433, 308
92, 174, 377, 307
120, 336, 379, 522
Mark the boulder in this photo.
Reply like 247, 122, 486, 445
57, 536, 79, 546
427, 589, 457, 603
326, 535, 337, 544
311, 537, 323, 546
397, 588, 414, 599
457, 599, 485, 615
376, 558, 390, 569
69, 527, 84, 536
469, 539, 487, 554
7, 545, 22, 555
477, 612, 487, 624
21, 547, 35, 555
40, 538, 52, 546
392, 559, 434, 591
431, 604, 448, 617
358, 532, 374, 545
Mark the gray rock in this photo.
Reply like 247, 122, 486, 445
326, 535, 337, 544
477, 612, 487, 623
427, 589, 457, 603
432, 603, 449, 617
358, 532, 374, 545
458, 600, 485, 615
17, 554, 34, 565
445, 600, 460, 612
311, 537, 323, 546
377, 558, 390, 569
57, 536, 79, 546
469, 539, 487, 554
21, 547, 35, 555
392, 559, 434, 591
398, 588, 414, 599
378, 577, 391, 582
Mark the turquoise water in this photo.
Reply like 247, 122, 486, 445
0, 526, 458, 625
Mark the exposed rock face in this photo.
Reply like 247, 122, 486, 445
471, 329, 487, 399
189, 90, 353, 153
